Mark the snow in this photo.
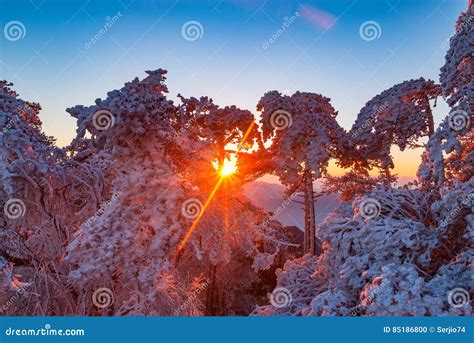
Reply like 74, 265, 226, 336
0, 6, 471, 317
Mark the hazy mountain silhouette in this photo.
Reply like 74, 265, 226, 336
243, 181, 340, 231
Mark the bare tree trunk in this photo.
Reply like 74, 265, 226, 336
427, 106, 434, 137
303, 185, 310, 253
303, 170, 317, 255
205, 264, 219, 316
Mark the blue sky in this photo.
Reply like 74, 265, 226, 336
0, 0, 466, 159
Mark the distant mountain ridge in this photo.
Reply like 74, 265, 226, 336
242, 181, 340, 231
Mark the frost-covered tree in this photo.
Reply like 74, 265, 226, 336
175, 194, 291, 315
173, 95, 289, 315
64, 70, 199, 315
63, 70, 287, 316
2, 2, 470, 319
254, 183, 471, 316
323, 78, 441, 200
254, 4, 472, 317
257, 91, 347, 255
175, 95, 260, 176
322, 172, 397, 201
0, 81, 102, 315
419, 4, 473, 187
349, 78, 441, 174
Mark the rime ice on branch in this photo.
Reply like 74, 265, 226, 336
258, 91, 346, 255
255, 6, 472, 317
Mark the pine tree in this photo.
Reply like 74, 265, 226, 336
254, 4, 472, 317
257, 91, 346, 255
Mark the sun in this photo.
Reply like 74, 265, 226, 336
221, 159, 237, 176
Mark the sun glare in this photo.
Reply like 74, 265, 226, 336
221, 159, 237, 176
